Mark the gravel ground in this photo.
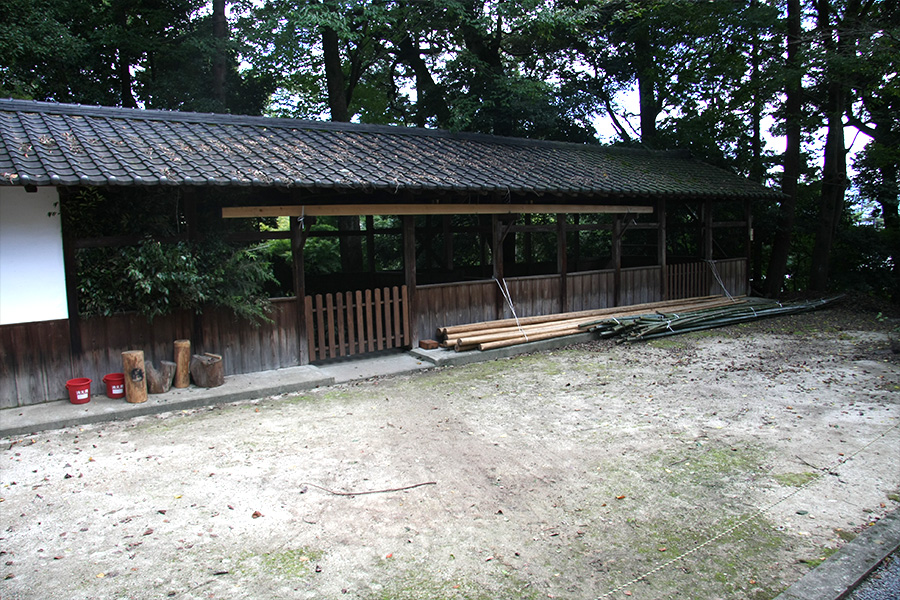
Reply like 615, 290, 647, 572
1, 305, 899, 600
846, 552, 900, 600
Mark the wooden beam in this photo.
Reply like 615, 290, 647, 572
658, 198, 667, 301
223, 204, 654, 218
291, 217, 309, 365
402, 216, 418, 347
557, 213, 568, 313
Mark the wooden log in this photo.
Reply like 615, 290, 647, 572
190, 352, 224, 388
443, 296, 749, 353
438, 295, 726, 338
146, 360, 177, 394
478, 327, 583, 351
173, 339, 191, 388
122, 350, 148, 404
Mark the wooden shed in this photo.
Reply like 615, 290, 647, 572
0, 99, 780, 407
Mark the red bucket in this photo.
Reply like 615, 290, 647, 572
102, 373, 126, 399
66, 378, 92, 404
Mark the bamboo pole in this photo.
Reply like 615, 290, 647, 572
445, 297, 744, 348
439, 295, 728, 337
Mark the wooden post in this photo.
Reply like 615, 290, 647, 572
492, 215, 505, 319
745, 198, 753, 296
291, 216, 310, 365
658, 199, 668, 301
122, 350, 147, 404
58, 189, 82, 358
173, 339, 191, 388
366, 215, 376, 274
703, 199, 714, 296
402, 215, 419, 347
442, 215, 453, 271
557, 213, 568, 313
524, 214, 533, 275
612, 214, 623, 307
703, 198, 714, 261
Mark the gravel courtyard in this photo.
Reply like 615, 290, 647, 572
2, 307, 899, 600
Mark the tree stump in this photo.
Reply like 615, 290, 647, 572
122, 350, 148, 404
190, 353, 224, 388
146, 360, 177, 394
173, 339, 191, 388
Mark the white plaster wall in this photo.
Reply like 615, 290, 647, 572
0, 186, 69, 324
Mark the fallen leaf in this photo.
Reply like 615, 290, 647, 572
616, 495, 626, 500
143, 528, 154, 536
252, 511, 263, 519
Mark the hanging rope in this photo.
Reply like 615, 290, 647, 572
494, 277, 528, 341
706, 259, 735, 301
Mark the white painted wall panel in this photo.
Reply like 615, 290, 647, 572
0, 187, 69, 324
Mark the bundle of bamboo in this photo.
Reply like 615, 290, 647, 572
437, 295, 746, 352
585, 296, 841, 342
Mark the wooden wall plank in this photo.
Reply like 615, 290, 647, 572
345, 292, 356, 355
374, 288, 384, 351
336, 292, 347, 356
401, 285, 410, 346
325, 293, 336, 359
392, 286, 402, 348
305, 296, 315, 362
365, 289, 375, 353
356, 290, 366, 354
315, 294, 326, 361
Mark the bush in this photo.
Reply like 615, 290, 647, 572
77, 238, 275, 323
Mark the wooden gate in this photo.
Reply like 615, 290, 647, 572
305, 286, 411, 361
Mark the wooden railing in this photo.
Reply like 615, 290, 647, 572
305, 286, 411, 361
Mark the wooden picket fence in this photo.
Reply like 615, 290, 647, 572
305, 285, 411, 361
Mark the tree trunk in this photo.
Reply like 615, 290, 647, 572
146, 361, 176, 394
634, 23, 658, 148
765, 0, 803, 297
173, 339, 191, 388
212, 0, 228, 108
809, 104, 847, 291
397, 35, 450, 128
809, 0, 852, 292
323, 26, 350, 122
190, 353, 224, 388
122, 350, 147, 404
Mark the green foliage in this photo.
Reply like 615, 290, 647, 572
1, 0, 273, 113
77, 239, 275, 323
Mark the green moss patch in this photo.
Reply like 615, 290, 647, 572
773, 472, 818, 488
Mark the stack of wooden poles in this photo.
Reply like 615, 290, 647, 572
437, 295, 744, 352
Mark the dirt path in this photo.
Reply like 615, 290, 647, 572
2, 308, 899, 600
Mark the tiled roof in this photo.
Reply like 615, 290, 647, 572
0, 99, 779, 200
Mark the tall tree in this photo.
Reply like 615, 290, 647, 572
1, 0, 272, 114
765, 0, 805, 296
